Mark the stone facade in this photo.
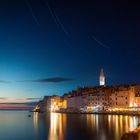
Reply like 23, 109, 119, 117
33, 84, 140, 113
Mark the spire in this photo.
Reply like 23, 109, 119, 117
99, 68, 105, 86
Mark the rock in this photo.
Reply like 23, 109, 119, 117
121, 126, 140, 140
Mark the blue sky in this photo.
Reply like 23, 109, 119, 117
0, 0, 140, 103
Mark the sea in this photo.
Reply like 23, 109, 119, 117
0, 111, 138, 140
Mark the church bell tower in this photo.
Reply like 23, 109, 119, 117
99, 68, 105, 86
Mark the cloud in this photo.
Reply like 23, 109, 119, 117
0, 97, 8, 100
0, 98, 39, 104
0, 80, 10, 83
0, 102, 38, 106
0, 103, 37, 110
19, 77, 73, 83
26, 98, 41, 100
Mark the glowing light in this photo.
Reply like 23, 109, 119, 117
130, 103, 133, 107
48, 113, 66, 140
99, 68, 105, 86
130, 117, 134, 131
33, 112, 39, 133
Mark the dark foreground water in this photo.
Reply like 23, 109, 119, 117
0, 111, 139, 140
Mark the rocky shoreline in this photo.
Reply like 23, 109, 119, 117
121, 125, 140, 140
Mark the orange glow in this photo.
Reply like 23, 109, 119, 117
0, 98, 38, 103
33, 112, 39, 131
48, 113, 66, 140
0, 103, 33, 109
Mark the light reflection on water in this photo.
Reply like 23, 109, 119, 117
44, 113, 139, 140
48, 113, 66, 140
33, 112, 39, 130
0, 111, 140, 140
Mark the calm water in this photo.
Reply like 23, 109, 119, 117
0, 111, 139, 140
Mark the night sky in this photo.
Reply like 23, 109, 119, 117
0, 0, 140, 103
